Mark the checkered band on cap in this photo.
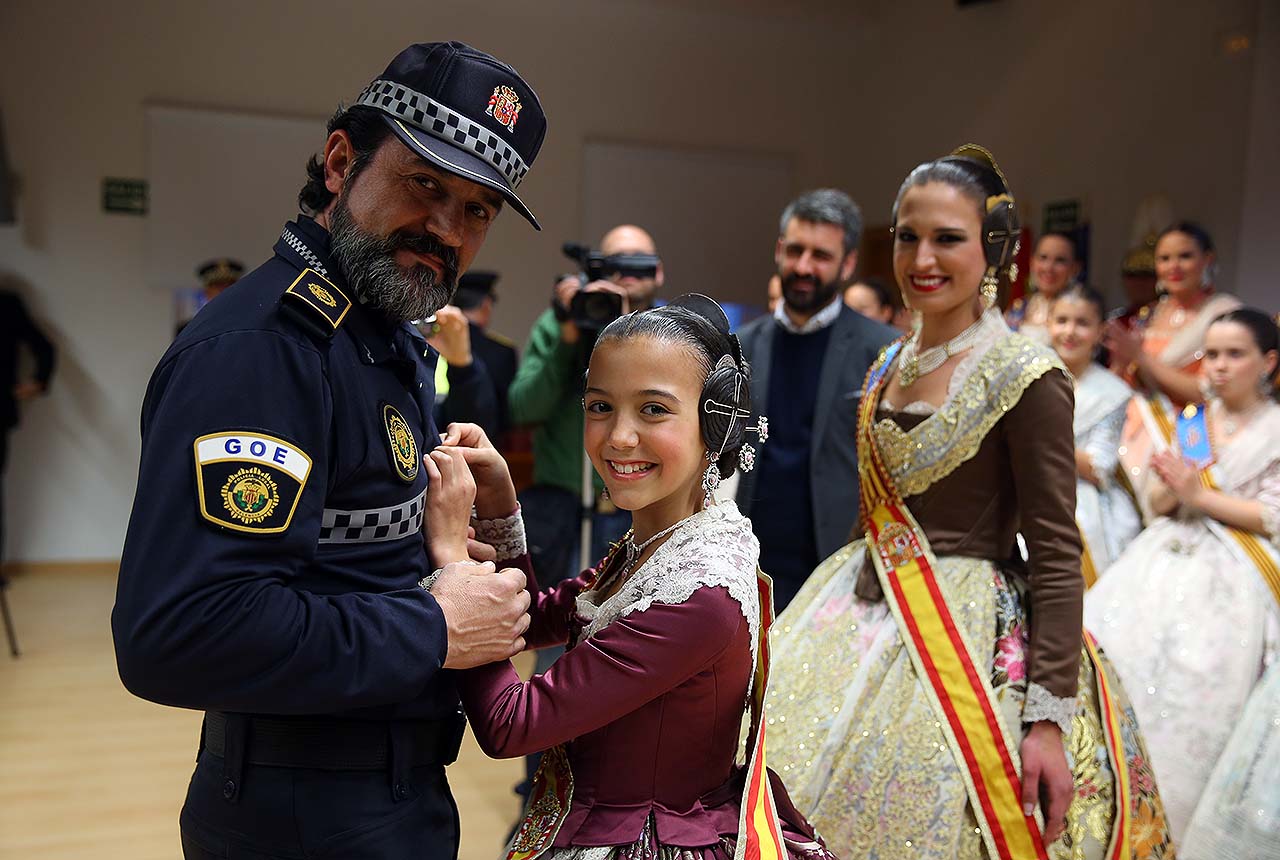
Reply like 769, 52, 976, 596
318, 491, 425, 544
356, 80, 530, 190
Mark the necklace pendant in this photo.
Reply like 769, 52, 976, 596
900, 356, 919, 388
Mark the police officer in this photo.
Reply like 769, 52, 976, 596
113, 42, 546, 859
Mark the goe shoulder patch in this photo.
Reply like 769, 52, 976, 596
193, 431, 313, 534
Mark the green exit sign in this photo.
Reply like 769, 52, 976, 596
102, 177, 147, 215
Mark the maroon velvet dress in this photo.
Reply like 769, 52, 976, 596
458, 502, 835, 860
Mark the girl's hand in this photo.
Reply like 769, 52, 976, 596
1102, 320, 1142, 369
1151, 450, 1203, 507
1019, 721, 1073, 845
423, 446, 477, 566
439, 422, 517, 519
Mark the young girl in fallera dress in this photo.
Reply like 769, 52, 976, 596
1047, 285, 1142, 575
765, 146, 1173, 860
1085, 308, 1280, 842
424, 296, 833, 860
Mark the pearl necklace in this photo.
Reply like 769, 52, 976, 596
1212, 397, 1266, 438
899, 312, 989, 388
619, 513, 695, 578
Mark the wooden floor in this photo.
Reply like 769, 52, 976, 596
0, 567, 528, 860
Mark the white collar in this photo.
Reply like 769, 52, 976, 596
773, 294, 843, 335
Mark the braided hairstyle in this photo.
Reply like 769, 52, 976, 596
594, 295, 754, 478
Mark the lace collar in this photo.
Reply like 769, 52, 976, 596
575, 501, 762, 669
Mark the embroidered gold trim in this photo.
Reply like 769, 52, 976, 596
872, 335, 1065, 498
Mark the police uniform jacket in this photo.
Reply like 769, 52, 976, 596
113, 215, 454, 721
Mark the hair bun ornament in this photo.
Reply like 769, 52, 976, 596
947, 143, 1010, 192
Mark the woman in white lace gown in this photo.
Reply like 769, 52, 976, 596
1180, 662, 1280, 859
425, 296, 832, 860
1047, 286, 1142, 573
1085, 308, 1280, 840
767, 147, 1174, 860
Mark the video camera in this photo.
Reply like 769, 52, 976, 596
560, 243, 660, 333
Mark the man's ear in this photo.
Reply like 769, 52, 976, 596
840, 250, 859, 283
654, 261, 665, 290
322, 130, 355, 197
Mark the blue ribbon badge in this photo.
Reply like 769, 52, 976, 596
1175, 403, 1215, 470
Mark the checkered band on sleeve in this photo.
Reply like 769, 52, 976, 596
318, 491, 425, 544
355, 80, 530, 190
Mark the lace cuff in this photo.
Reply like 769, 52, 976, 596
472, 505, 527, 560
1023, 682, 1076, 735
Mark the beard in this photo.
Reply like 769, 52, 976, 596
780, 270, 842, 315
328, 195, 460, 323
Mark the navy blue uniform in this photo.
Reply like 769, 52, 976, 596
114, 216, 464, 858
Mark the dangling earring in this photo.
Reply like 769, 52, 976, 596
601, 485, 610, 501
980, 268, 999, 309
701, 456, 722, 508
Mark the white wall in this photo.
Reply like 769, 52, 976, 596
0, 0, 1271, 563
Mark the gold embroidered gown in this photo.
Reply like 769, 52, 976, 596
766, 314, 1174, 859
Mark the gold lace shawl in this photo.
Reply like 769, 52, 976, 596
870, 333, 1067, 500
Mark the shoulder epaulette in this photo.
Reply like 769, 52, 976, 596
280, 269, 352, 340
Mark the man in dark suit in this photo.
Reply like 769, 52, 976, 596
1, 289, 56, 655
735, 190, 897, 610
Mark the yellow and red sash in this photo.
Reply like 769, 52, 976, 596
857, 341, 1050, 860
1162, 401, 1280, 608
735, 571, 788, 860
1078, 524, 1100, 589
1083, 631, 1133, 860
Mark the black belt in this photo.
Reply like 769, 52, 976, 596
202, 710, 465, 771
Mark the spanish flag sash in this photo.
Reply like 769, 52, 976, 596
1169, 401, 1280, 609
1078, 524, 1100, 589
856, 341, 1050, 860
734, 571, 789, 860
506, 545, 791, 860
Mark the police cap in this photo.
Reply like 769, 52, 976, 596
355, 42, 547, 230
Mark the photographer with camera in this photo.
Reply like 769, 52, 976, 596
509, 224, 663, 576
505, 223, 662, 815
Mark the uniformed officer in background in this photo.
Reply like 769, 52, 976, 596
427, 270, 519, 443
113, 41, 546, 859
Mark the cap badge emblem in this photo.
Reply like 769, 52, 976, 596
486, 85, 522, 133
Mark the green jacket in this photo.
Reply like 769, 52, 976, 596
508, 308, 603, 495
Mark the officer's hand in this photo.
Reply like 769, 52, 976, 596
554, 277, 583, 345
423, 447, 476, 566
425, 306, 473, 367
440, 423, 517, 519
434, 564, 532, 669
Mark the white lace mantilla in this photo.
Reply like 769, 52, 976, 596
575, 501, 762, 672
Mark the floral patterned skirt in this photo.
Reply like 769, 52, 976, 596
765, 542, 1175, 860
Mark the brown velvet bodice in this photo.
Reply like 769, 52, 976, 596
853, 366, 1085, 700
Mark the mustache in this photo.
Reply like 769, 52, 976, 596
389, 231, 460, 288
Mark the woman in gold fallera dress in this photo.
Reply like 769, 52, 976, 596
765, 147, 1174, 860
